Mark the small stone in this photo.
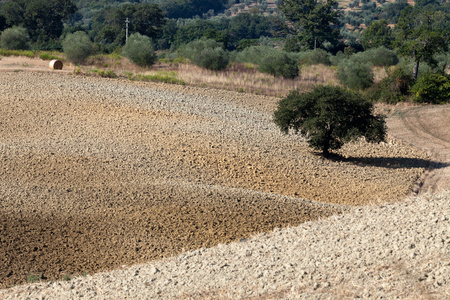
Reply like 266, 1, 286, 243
149, 266, 159, 275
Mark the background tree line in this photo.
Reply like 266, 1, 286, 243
0, 0, 448, 95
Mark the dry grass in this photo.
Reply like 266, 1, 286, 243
81, 54, 340, 98
176, 63, 339, 97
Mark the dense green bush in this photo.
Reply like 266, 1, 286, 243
337, 60, 374, 90
329, 51, 347, 66
234, 46, 299, 78
283, 36, 301, 53
122, 33, 157, 67
0, 26, 30, 50
258, 50, 299, 79
297, 49, 331, 65
410, 71, 450, 104
183, 38, 229, 70
62, 31, 93, 64
353, 47, 399, 67
234, 46, 274, 65
365, 67, 414, 103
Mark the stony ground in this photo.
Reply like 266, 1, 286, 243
0, 65, 442, 297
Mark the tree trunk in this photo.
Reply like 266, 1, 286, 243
412, 60, 420, 81
322, 127, 332, 158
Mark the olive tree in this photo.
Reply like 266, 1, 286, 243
183, 38, 229, 70
0, 26, 29, 50
273, 85, 386, 157
122, 33, 156, 67
62, 31, 93, 64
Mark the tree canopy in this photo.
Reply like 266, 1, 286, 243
394, 7, 449, 80
362, 19, 394, 50
278, 0, 342, 50
0, 0, 77, 44
273, 86, 386, 157
160, 0, 227, 19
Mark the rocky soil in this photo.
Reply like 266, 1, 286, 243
0, 67, 445, 298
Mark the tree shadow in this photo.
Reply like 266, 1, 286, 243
323, 153, 448, 170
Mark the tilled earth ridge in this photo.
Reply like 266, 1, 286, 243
0, 72, 427, 288
1, 191, 449, 299
387, 105, 450, 195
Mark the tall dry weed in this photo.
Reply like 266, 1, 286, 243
81, 55, 340, 97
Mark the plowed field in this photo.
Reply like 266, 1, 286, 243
0, 70, 428, 288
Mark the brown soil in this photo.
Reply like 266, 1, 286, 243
387, 104, 450, 194
0, 63, 429, 288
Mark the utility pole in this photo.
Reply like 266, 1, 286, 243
125, 18, 130, 44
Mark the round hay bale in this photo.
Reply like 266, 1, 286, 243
49, 59, 63, 70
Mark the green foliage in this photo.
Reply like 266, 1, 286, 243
258, 50, 299, 79
410, 71, 450, 104
0, 14, 6, 32
283, 36, 301, 53
0, 26, 30, 50
365, 67, 413, 103
273, 85, 386, 157
1, 0, 77, 44
337, 60, 374, 90
0, 48, 35, 57
62, 274, 71, 281
27, 273, 42, 284
161, 0, 227, 19
352, 47, 399, 67
381, 0, 411, 23
62, 31, 93, 64
227, 13, 280, 46
279, 0, 342, 50
98, 70, 117, 78
122, 33, 156, 67
395, 7, 449, 80
38, 52, 63, 61
133, 71, 186, 85
234, 46, 299, 78
362, 20, 394, 50
91, 3, 165, 50
234, 46, 274, 65
297, 49, 331, 66
237, 39, 260, 51
172, 19, 217, 48
183, 38, 229, 70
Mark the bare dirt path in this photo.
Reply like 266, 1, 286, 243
387, 105, 450, 194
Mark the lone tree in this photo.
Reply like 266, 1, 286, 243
273, 85, 386, 157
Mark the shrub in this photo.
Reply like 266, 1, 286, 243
365, 67, 414, 103
274, 85, 386, 157
258, 50, 299, 79
62, 31, 93, 64
122, 33, 157, 67
0, 26, 30, 50
283, 36, 301, 53
352, 47, 399, 67
410, 71, 450, 104
297, 49, 331, 66
234, 45, 274, 65
337, 60, 374, 90
39, 52, 62, 61
183, 38, 229, 70
234, 46, 299, 78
